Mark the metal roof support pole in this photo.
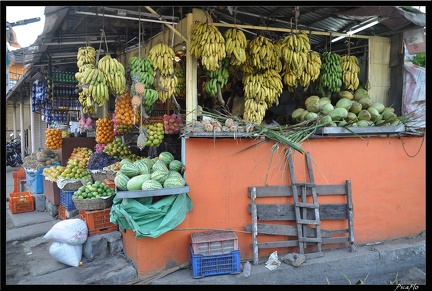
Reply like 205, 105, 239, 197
185, 12, 197, 123
19, 94, 26, 158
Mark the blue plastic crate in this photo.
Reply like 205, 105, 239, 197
60, 190, 76, 210
190, 245, 241, 279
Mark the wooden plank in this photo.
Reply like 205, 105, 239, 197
346, 180, 355, 252
244, 224, 349, 238
254, 236, 350, 249
250, 187, 259, 266
248, 184, 348, 198
248, 204, 349, 220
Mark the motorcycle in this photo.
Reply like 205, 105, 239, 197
6, 134, 26, 167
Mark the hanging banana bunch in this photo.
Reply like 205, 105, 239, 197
224, 28, 247, 66
280, 31, 310, 91
142, 88, 159, 115
174, 62, 186, 97
98, 54, 126, 96
155, 74, 178, 103
148, 43, 175, 76
189, 21, 226, 71
242, 68, 283, 124
299, 50, 322, 87
272, 39, 284, 73
319, 52, 343, 94
204, 57, 230, 105
247, 36, 278, 71
129, 56, 155, 90
341, 55, 360, 90
75, 46, 97, 114
78, 67, 109, 112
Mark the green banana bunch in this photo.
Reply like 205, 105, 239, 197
129, 57, 155, 88
174, 62, 185, 97
341, 55, 360, 90
98, 55, 126, 95
319, 52, 343, 94
224, 28, 247, 66
148, 43, 175, 76
142, 88, 159, 115
189, 21, 226, 71
247, 36, 277, 70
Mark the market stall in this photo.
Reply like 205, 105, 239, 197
10, 6, 426, 278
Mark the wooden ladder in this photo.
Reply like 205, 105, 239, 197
287, 149, 323, 256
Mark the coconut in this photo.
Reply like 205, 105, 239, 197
306, 99, 320, 113
299, 109, 310, 121
354, 88, 369, 101
291, 108, 305, 122
357, 109, 372, 121
304, 112, 318, 120
319, 115, 333, 125
338, 120, 348, 127
375, 119, 387, 126
382, 110, 397, 121
319, 97, 331, 109
370, 102, 385, 114
358, 97, 372, 109
304, 95, 320, 106
336, 98, 353, 111
337, 90, 354, 100
367, 107, 380, 120
349, 101, 362, 114
335, 107, 348, 119
381, 107, 395, 116
328, 109, 342, 121
346, 112, 358, 122
357, 120, 370, 127
320, 103, 334, 115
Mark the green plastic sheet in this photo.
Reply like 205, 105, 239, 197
110, 194, 192, 238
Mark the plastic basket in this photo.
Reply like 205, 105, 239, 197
191, 231, 238, 255
190, 245, 241, 279
8, 191, 35, 214
72, 195, 115, 211
60, 189, 76, 210
79, 208, 118, 236
58, 205, 67, 220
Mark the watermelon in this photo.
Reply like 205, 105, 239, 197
169, 160, 183, 172
163, 176, 186, 188
159, 151, 175, 165
120, 163, 141, 178
168, 170, 183, 179
152, 160, 169, 172
151, 170, 170, 184
141, 179, 163, 190
127, 174, 152, 191
134, 159, 150, 175
114, 171, 130, 191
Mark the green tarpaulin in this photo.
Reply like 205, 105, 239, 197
110, 193, 192, 238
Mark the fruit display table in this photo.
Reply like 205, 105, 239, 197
55, 137, 97, 166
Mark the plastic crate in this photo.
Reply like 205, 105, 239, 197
8, 191, 35, 214
13, 168, 26, 192
191, 231, 238, 255
60, 189, 76, 210
190, 245, 241, 279
58, 205, 67, 220
79, 208, 118, 236
103, 179, 116, 189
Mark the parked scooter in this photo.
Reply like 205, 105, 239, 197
6, 134, 26, 167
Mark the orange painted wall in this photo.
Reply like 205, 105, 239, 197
122, 135, 426, 275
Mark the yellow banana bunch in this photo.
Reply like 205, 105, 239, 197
155, 75, 178, 103
98, 55, 126, 95
341, 55, 360, 90
76, 46, 96, 71
319, 52, 343, 94
243, 98, 268, 124
243, 68, 283, 109
224, 28, 247, 66
280, 31, 311, 83
148, 43, 175, 76
190, 21, 226, 71
247, 36, 277, 70
272, 39, 284, 73
174, 62, 185, 97
81, 67, 109, 107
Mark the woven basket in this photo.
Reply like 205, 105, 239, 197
90, 171, 108, 183
72, 195, 115, 211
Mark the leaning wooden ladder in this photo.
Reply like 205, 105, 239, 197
287, 149, 323, 256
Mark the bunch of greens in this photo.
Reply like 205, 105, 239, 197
407, 53, 425, 68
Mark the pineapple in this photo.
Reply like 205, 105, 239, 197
135, 81, 145, 95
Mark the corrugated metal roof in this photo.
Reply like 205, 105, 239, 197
6, 5, 425, 102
